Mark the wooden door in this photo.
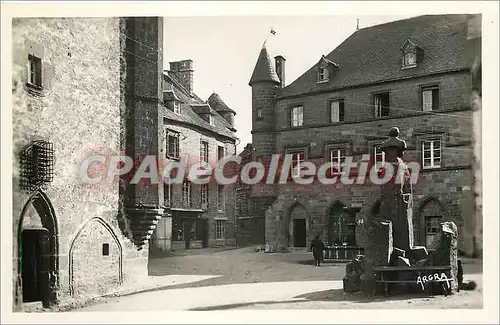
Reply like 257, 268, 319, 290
22, 228, 50, 304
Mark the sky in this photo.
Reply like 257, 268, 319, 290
163, 15, 417, 153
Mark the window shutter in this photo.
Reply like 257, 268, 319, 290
432, 89, 439, 110
165, 130, 170, 156
422, 90, 432, 111
339, 100, 345, 121
382, 95, 390, 116
175, 136, 179, 157
374, 96, 381, 117
331, 101, 339, 122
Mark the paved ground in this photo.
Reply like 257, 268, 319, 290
146, 247, 349, 288
75, 247, 483, 311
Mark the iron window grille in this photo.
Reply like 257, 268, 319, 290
20, 140, 55, 192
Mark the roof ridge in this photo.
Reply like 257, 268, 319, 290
356, 14, 449, 31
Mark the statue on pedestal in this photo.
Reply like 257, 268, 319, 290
379, 127, 414, 252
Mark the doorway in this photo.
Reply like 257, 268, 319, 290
327, 202, 346, 246
183, 221, 194, 249
293, 219, 307, 247
17, 191, 58, 308
22, 228, 51, 303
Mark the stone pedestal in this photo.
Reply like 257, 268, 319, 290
431, 221, 459, 292
380, 175, 412, 252
362, 219, 393, 295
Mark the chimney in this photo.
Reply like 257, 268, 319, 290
274, 55, 286, 88
169, 59, 194, 95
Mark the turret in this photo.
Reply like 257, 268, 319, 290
249, 44, 280, 158
207, 92, 236, 129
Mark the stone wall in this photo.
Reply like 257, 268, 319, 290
258, 168, 474, 253
251, 82, 279, 157
274, 72, 471, 130
11, 17, 149, 307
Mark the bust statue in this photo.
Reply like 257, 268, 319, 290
380, 127, 407, 159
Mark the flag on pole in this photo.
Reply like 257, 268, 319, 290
270, 29, 276, 35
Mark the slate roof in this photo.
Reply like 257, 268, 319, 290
207, 93, 237, 115
249, 45, 280, 86
279, 14, 477, 98
162, 72, 238, 140
163, 82, 180, 101
238, 143, 253, 158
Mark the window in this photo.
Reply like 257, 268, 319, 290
374, 145, 386, 167
208, 114, 214, 126
164, 183, 172, 206
373, 92, 390, 117
182, 181, 191, 207
257, 108, 263, 119
289, 151, 306, 178
291, 106, 303, 127
217, 185, 225, 211
173, 101, 181, 114
330, 99, 345, 123
318, 67, 328, 82
329, 148, 346, 174
28, 54, 42, 88
166, 130, 180, 159
200, 140, 209, 163
102, 243, 110, 256
218, 145, 225, 162
215, 220, 226, 240
421, 85, 439, 111
201, 184, 208, 207
422, 140, 441, 169
425, 216, 442, 247
403, 52, 417, 68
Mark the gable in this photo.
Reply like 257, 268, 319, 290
401, 39, 418, 52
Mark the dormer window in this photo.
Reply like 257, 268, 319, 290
318, 67, 329, 82
316, 56, 338, 83
401, 39, 422, 69
404, 52, 416, 67
208, 114, 214, 126
173, 101, 181, 114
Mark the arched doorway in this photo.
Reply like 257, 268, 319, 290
417, 197, 444, 247
17, 190, 58, 308
288, 203, 308, 248
68, 217, 123, 296
327, 201, 351, 246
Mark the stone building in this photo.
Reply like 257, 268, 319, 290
12, 17, 165, 309
234, 143, 267, 246
244, 14, 481, 256
148, 59, 239, 254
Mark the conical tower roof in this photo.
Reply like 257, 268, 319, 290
249, 45, 280, 86
207, 93, 236, 115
